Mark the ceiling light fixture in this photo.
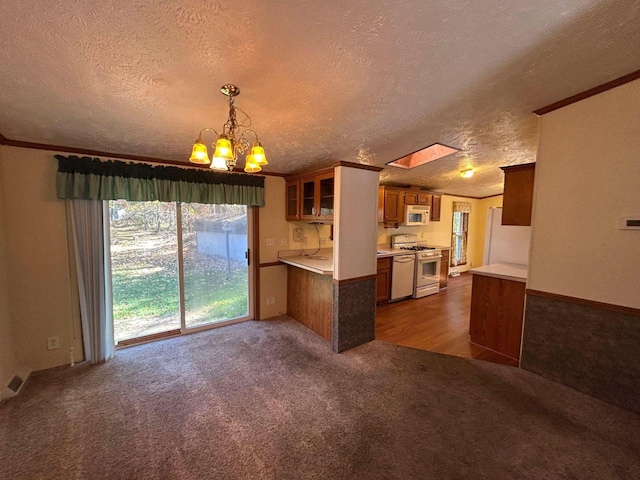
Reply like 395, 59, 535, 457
189, 84, 267, 173
460, 168, 474, 178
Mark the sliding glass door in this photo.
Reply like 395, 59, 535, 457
180, 203, 249, 328
108, 200, 251, 345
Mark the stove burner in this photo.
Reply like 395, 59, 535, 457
398, 246, 435, 251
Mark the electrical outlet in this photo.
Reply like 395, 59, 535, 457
281, 238, 287, 246
319, 237, 326, 245
293, 228, 304, 242
266, 238, 275, 247
47, 336, 60, 350
266, 296, 276, 306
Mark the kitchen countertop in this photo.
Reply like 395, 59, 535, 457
469, 263, 528, 283
278, 248, 333, 275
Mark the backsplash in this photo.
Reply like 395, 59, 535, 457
288, 222, 334, 249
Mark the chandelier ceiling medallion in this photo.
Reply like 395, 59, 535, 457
189, 84, 267, 173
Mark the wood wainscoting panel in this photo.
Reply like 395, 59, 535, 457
287, 266, 333, 341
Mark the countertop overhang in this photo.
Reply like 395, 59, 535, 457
278, 249, 333, 275
469, 263, 528, 283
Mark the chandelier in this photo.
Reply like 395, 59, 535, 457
189, 84, 267, 173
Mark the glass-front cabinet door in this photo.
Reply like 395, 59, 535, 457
289, 171, 334, 222
316, 173, 334, 220
300, 178, 317, 220
285, 180, 300, 220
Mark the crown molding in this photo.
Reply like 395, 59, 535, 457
534, 69, 640, 116
0, 134, 287, 177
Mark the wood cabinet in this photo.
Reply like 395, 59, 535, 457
286, 169, 334, 222
404, 191, 432, 206
378, 186, 441, 226
378, 187, 404, 225
469, 274, 525, 361
431, 195, 441, 221
376, 257, 391, 304
285, 180, 300, 220
500, 163, 535, 226
439, 249, 449, 288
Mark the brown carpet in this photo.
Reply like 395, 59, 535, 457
1, 317, 639, 479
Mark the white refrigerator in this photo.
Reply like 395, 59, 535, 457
483, 207, 531, 266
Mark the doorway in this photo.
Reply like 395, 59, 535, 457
107, 200, 253, 345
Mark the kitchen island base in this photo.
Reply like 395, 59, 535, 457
287, 265, 376, 352
469, 273, 525, 361
287, 266, 333, 341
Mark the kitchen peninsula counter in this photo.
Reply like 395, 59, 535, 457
469, 262, 528, 361
278, 249, 333, 275
470, 263, 528, 283
279, 248, 334, 342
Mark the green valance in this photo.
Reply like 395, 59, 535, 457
56, 155, 265, 206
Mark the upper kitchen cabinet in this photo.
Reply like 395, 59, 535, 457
285, 180, 300, 221
379, 186, 441, 226
286, 168, 334, 222
500, 163, 536, 226
378, 186, 404, 225
404, 191, 432, 206
431, 195, 441, 221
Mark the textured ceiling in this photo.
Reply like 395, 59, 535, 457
1, 0, 639, 197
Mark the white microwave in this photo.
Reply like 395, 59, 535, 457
404, 205, 430, 226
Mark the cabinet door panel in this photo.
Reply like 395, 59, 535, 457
384, 190, 402, 222
417, 192, 432, 206
404, 192, 418, 205
300, 178, 316, 219
286, 181, 300, 220
316, 173, 334, 220
431, 195, 441, 221
439, 249, 449, 288
501, 164, 535, 226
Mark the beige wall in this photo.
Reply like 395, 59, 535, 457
1, 146, 84, 371
377, 194, 502, 272
0, 147, 20, 396
258, 176, 288, 319
529, 78, 640, 308
0, 147, 290, 371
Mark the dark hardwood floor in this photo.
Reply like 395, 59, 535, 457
375, 273, 519, 367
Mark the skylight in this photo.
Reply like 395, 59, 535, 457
387, 143, 460, 169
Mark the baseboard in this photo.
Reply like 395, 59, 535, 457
1, 364, 32, 402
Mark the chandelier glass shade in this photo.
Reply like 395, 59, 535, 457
189, 84, 268, 173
